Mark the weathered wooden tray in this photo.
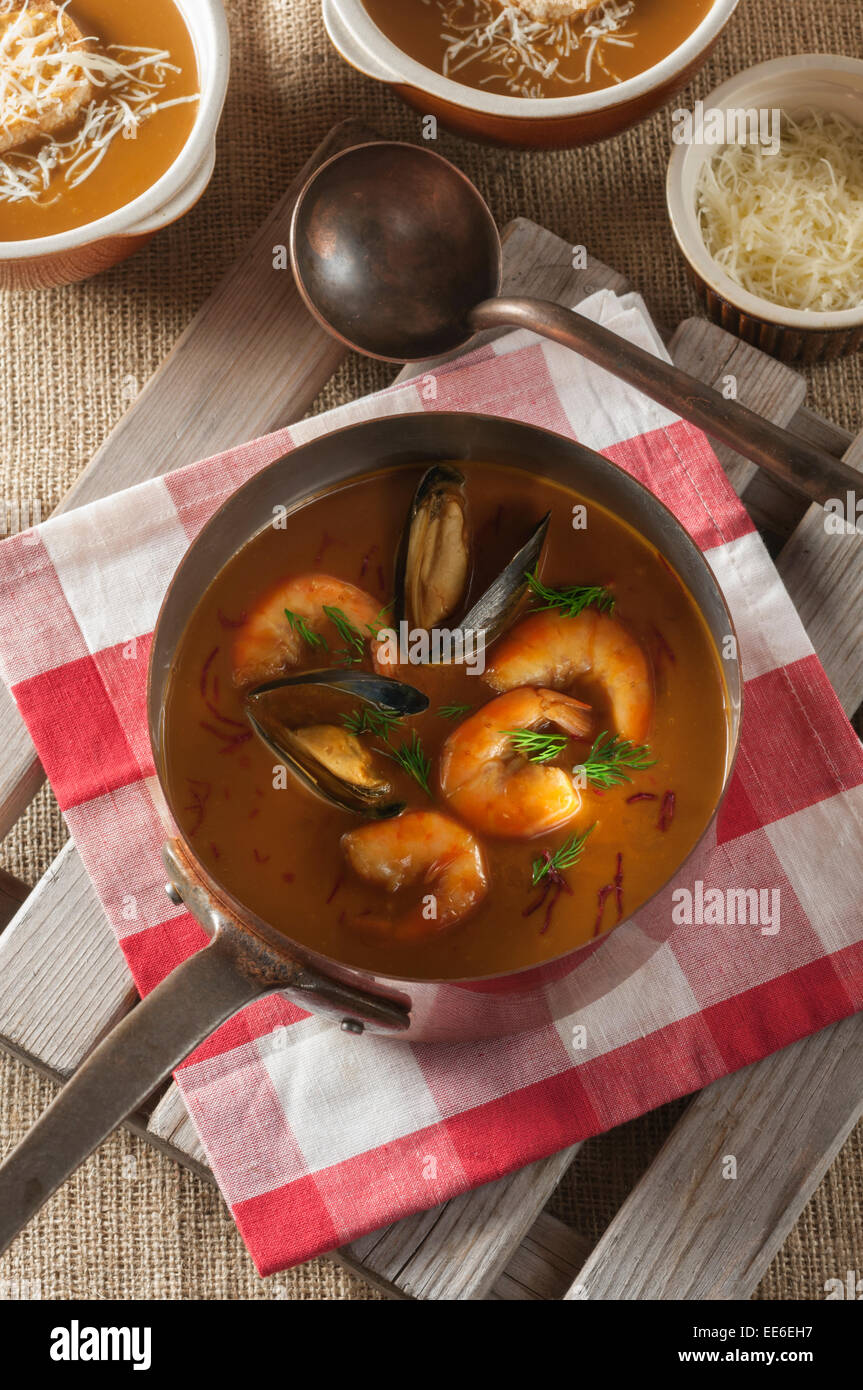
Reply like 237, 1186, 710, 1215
1, 120, 861, 1300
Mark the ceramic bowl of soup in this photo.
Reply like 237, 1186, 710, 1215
0, 0, 229, 288
324, 0, 740, 148
150, 412, 742, 1042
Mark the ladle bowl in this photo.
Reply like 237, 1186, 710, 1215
290, 141, 862, 512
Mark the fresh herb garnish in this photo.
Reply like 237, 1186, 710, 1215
532, 823, 595, 887
284, 608, 328, 651
576, 731, 656, 789
386, 731, 432, 797
340, 706, 405, 741
322, 605, 365, 664
365, 602, 394, 640
438, 702, 473, 721
525, 570, 615, 619
505, 728, 569, 764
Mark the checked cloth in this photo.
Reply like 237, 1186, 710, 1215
1, 291, 861, 1274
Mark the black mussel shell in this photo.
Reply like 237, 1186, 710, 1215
393, 464, 470, 631
244, 669, 428, 818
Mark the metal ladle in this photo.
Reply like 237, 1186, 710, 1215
290, 141, 860, 512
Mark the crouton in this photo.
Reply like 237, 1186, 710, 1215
0, 1, 93, 155
512, 0, 598, 20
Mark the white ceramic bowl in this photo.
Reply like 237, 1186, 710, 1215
0, 0, 230, 289
667, 55, 863, 362
325, 0, 741, 147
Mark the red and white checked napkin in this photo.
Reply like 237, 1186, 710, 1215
1, 290, 862, 1275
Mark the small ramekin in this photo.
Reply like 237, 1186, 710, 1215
0, 0, 230, 290
667, 55, 863, 364
325, 0, 741, 149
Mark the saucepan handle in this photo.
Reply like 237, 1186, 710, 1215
469, 296, 862, 511
0, 841, 411, 1255
0, 936, 269, 1257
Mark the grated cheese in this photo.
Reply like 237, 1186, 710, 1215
0, 0, 92, 152
0, 0, 197, 207
696, 109, 863, 314
421, 0, 635, 100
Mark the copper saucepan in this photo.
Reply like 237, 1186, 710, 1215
0, 412, 742, 1253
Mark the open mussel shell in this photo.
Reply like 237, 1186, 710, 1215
393, 462, 550, 667
247, 668, 430, 714
459, 511, 550, 651
394, 464, 470, 631
244, 669, 429, 819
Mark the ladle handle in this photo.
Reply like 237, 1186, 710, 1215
470, 297, 860, 510
0, 938, 270, 1258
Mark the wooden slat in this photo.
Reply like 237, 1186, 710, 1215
565, 427, 863, 1302
0, 841, 135, 1075
775, 433, 863, 712
787, 403, 854, 458
566, 1014, 863, 1301
502, 217, 632, 303
0, 118, 373, 843
0, 869, 28, 932
147, 1081, 208, 1166
744, 406, 856, 549
489, 1213, 592, 1301
342, 1145, 580, 1301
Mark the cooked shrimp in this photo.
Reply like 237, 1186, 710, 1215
439, 687, 592, 839
232, 574, 381, 688
342, 810, 488, 941
486, 609, 653, 744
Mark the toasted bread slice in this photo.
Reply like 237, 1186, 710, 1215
0, 1, 93, 155
513, 0, 598, 20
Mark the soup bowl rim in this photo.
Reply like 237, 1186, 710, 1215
0, 0, 229, 260
148, 410, 743, 992
323, 0, 741, 120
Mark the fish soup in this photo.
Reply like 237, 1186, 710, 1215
161, 460, 730, 983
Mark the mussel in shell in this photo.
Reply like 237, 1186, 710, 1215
460, 511, 550, 651
393, 461, 550, 665
395, 465, 470, 631
244, 668, 428, 819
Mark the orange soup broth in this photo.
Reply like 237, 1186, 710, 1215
162, 462, 730, 982
361, 0, 715, 100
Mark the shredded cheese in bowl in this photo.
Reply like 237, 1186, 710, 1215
696, 109, 863, 314
431, 0, 637, 100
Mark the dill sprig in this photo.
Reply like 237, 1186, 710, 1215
506, 729, 569, 764
322, 605, 365, 664
525, 570, 615, 619
438, 702, 473, 721
340, 706, 405, 742
576, 731, 656, 789
386, 731, 432, 797
284, 608, 328, 651
365, 603, 394, 640
532, 824, 595, 886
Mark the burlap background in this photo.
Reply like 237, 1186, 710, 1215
0, 0, 860, 1301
